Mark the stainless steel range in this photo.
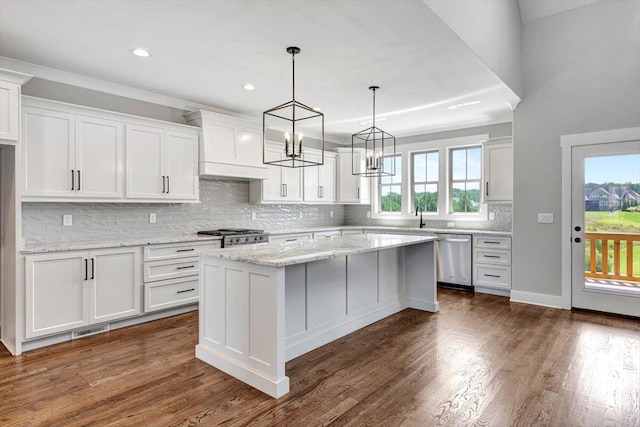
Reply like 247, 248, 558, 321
197, 228, 269, 248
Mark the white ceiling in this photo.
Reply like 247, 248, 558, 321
0, 0, 520, 142
518, 0, 600, 24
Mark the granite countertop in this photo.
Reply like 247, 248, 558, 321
199, 233, 438, 267
21, 234, 222, 254
267, 226, 511, 237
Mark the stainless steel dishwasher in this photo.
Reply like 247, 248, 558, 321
435, 233, 472, 290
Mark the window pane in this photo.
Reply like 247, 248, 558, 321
381, 185, 402, 212
427, 152, 439, 182
414, 153, 426, 182
452, 182, 480, 213
380, 174, 392, 184
452, 149, 466, 180
391, 156, 402, 184
425, 184, 438, 212
414, 184, 425, 210
467, 147, 481, 179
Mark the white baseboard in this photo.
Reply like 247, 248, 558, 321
1, 338, 17, 356
475, 286, 510, 297
407, 298, 439, 312
195, 344, 290, 398
510, 290, 566, 309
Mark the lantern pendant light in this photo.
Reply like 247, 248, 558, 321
263, 47, 324, 168
351, 86, 396, 177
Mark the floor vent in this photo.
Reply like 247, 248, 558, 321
71, 324, 109, 339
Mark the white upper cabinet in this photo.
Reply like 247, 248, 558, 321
0, 69, 31, 144
250, 143, 303, 203
303, 151, 337, 203
184, 110, 268, 180
21, 97, 199, 202
483, 139, 513, 202
335, 148, 370, 204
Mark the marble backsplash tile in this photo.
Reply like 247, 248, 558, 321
22, 179, 345, 249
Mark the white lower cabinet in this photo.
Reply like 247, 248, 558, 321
143, 240, 221, 312
341, 229, 364, 235
269, 233, 312, 244
472, 235, 512, 294
25, 247, 141, 339
313, 230, 341, 239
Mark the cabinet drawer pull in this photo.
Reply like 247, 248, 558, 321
483, 255, 500, 258
176, 265, 195, 270
176, 248, 195, 253
285, 239, 297, 242
177, 288, 195, 294
484, 273, 501, 278
484, 241, 500, 245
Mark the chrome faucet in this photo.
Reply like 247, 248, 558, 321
415, 206, 425, 228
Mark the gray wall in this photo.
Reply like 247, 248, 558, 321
22, 179, 344, 249
512, 1, 640, 297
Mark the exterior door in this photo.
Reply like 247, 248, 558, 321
126, 124, 165, 199
75, 116, 124, 198
571, 140, 640, 316
165, 130, 198, 200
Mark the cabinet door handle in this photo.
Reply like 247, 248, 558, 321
77, 170, 81, 191
357, 186, 360, 199
162, 176, 166, 193
166, 176, 170, 194
91, 258, 95, 279
176, 248, 195, 253
284, 184, 288, 197
281, 184, 285, 197
71, 170, 75, 190
84, 258, 88, 280
177, 265, 195, 270
486, 182, 489, 197
177, 288, 195, 294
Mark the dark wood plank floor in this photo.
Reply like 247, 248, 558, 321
2, 289, 639, 427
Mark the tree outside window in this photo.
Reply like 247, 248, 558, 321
450, 147, 481, 213
379, 155, 402, 212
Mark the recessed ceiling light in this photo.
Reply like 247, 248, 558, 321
243, 83, 256, 91
131, 48, 151, 57
447, 106, 458, 110
313, 106, 322, 111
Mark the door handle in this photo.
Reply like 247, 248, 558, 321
84, 258, 88, 280
574, 237, 582, 243
162, 176, 166, 193
71, 170, 75, 190
574, 226, 581, 232
91, 258, 95, 279
77, 170, 81, 191
166, 176, 170, 194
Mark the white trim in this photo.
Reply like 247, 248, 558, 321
0, 68, 32, 85
560, 127, 640, 310
510, 290, 564, 309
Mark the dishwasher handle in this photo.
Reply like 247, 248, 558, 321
441, 238, 471, 243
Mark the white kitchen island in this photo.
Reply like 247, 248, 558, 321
196, 233, 438, 398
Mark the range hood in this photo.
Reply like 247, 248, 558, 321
184, 110, 268, 181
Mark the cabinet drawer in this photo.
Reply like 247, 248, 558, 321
144, 277, 199, 312
143, 240, 220, 262
474, 236, 511, 249
313, 230, 341, 239
474, 265, 511, 290
269, 233, 312, 244
473, 248, 511, 265
144, 257, 199, 282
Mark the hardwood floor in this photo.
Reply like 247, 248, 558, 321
1, 289, 639, 427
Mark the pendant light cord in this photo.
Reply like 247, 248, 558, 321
372, 87, 376, 129
291, 50, 296, 102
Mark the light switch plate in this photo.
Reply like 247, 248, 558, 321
63, 215, 72, 226
489, 212, 495, 221
538, 213, 554, 223
149, 213, 157, 224
299, 212, 303, 219
330, 211, 334, 218
447, 222, 455, 227
251, 212, 257, 220
366, 211, 371, 218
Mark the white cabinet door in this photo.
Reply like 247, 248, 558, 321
164, 130, 199, 200
90, 247, 141, 324
22, 107, 75, 197
25, 252, 90, 339
282, 165, 303, 202
0, 80, 19, 143
484, 142, 513, 201
234, 128, 263, 168
75, 116, 124, 199
303, 152, 321, 202
126, 124, 165, 199
320, 154, 337, 202
262, 145, 285, 201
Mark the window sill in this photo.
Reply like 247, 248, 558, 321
371, 211, 489, 222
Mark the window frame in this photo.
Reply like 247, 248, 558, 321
378, 154, 403, 214
449, 145, 482, 214
371, 134, 489, 221
411, 150, 439, 214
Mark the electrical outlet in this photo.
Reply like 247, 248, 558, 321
447, 222, 455, 228
330, 211, 334, 218
149, 213, 157, 224
366, 211, 371, 218
251, 212, 257, 221
538, 213, 554, 223
299, 212, 303, 219
489, 212, 495, 221
63, 215, 72, 226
